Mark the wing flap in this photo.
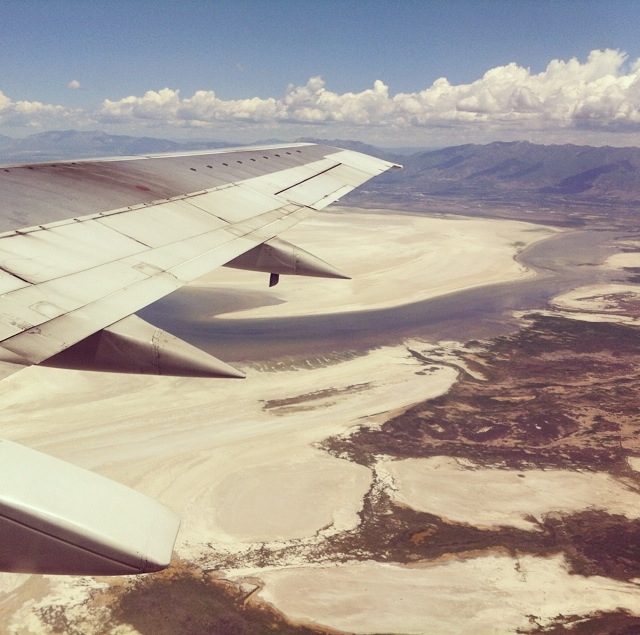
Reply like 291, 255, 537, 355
327, 148, 400, 174
0, 269, 29, 295
0, 259, 162, 344
1, 272, 182, 362
0, 208, 285, 361
276, 160, 395, 209
241, 158, 340, 197
187, 183, 285, 223
0, 221, 147, 284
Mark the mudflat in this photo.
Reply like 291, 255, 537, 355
2, 208, 639, 634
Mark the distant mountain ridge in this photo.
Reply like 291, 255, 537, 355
298, 138, 640, 208
342, 140, 640, 220
0, 130, 234, 163
398, 141, 640, 197
2, 132, 639, 219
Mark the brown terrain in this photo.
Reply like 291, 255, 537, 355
37, 308, 640, 634
6, 136, 640, 634
32, 280, 640, 634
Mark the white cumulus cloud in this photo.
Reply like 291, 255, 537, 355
3, 49, 640, 144
100, 87, 282, 126
0, 90, 76, 128
67, 79, 81, 90
93, 49, 640, 136
387, 49, 640, 130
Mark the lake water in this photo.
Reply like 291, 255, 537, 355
140, 228, 632, 362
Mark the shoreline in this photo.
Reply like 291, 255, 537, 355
0, 208, 635, 633
188, 207, 559, 321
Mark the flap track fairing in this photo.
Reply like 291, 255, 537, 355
41, 315, 244, 378
224, 237, 349, 280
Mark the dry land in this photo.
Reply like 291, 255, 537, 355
1, 208, 639, 634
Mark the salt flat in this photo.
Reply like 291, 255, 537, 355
256, 555, 640, 635
2, 209, 635, 634
383, 456, 640, 530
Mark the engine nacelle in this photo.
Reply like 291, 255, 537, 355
0, 439, 179, 575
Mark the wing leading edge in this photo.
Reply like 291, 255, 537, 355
0, 143, 399, 575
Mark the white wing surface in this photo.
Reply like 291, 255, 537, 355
0, 144, 398, 372
0, 143, 399, 575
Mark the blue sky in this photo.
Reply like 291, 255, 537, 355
2, 0, 640, 146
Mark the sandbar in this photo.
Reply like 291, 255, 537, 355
192, 207, 557, 319
543, 245, 640, 324
383, 456, 640, 530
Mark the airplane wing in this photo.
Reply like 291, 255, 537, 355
0, 143, 398, 377
0, 143, 399, 575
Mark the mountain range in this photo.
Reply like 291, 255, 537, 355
1, 131, 639, 222
0, 130, 234, 163
343, 140, 640, 226
365, 140, 640, 202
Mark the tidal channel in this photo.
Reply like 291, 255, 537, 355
141, 228, 635, 362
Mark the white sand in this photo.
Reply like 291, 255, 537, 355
210, 453, 371, 542
193, 208, 555, 319
542, 246, 640, 325
0, 346, 458, 556
606, 252, 640, 270
0, 344, 458, 633
256, 555, 640, 635
384, 456, 640, 530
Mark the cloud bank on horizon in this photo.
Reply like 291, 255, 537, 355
2, 49, 640, 147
